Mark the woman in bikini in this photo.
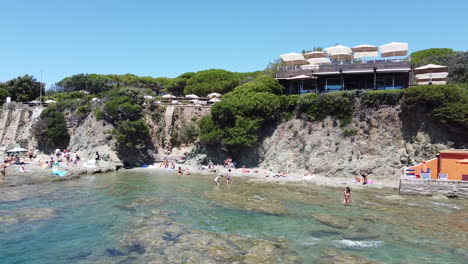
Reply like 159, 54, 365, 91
343, 187, 352, 206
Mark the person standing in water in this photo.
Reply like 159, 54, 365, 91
343, 187, 352, 206
226, 169, 232, 184
214, 174, 223, 186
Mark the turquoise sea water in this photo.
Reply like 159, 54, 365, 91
0, 170, 466, 263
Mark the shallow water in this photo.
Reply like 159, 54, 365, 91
0, 170, 467, 263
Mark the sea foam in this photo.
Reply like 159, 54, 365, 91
334, 239, 383, 248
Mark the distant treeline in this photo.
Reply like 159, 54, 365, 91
53, 70, 265, 97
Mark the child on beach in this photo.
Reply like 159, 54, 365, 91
177, 167, 183, 175
226, 169, 232, 184
214, 175, 223, 186
343, 187, 352, 206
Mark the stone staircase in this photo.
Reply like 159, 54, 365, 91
163, 106, 175, 154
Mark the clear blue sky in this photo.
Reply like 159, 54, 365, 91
1, 0, 467, 88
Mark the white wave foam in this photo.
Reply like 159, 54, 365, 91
430, 202, 463, 210
334, 239, 383, 248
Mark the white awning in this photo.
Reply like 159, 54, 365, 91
287, 75, 316, 80
280, 52, 307, 65
415, 72, 449, 80
307, 57, 331, 65
376, 68, 411, 73
379, 42, 408, 57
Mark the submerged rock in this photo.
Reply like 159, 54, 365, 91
202, 190, 288, 215
117, 197, 164, 210
316, 248, 380, 264
312, 213, 354, 229
80, 210, 302, 264
0, 207, 57, 225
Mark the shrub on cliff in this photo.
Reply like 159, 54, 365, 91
295, 91, 355, 126
401, 84, 468, 129
33, 106, 70, 152
361, 90, 404, 107
101, 87, 156, 165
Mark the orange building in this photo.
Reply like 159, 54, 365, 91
405, 150, 468, 181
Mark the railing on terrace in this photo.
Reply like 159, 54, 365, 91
277, 58, 410, 72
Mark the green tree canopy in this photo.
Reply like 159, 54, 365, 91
410, 48, 456, 66
184, 69, 241, 96
0, 75, 44, 102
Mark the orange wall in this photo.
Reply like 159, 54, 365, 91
407, 158, 438, 179
440, 153, 468, 180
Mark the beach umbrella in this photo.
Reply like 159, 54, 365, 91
351, 44, 379, 59
186, 94, 199, 98
328, 52, 353, 60
307, 57, 331, 65
415, 72, 449, 80
325, 45, 353, 61
379, 42, 408, 57
415, 64, 449, 85
209, 98, 221, 103
143, 95, 154, 100
325, 45, 352, 54
162, 94, 176, 98
7, 147, 28, 153
303, 51, 327, 59
414, 64, 448, 74
207, 93, 221, 98
280, 52, 308, 65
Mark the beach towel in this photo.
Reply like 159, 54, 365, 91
52, 170, 67, 177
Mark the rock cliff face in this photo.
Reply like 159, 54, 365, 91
2, 103, 466, 178
254, 105, 466, 180
67, 114, 122, 167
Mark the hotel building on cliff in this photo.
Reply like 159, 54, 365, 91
276, 42, 449, 94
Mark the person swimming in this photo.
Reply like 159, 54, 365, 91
343, 187, 351, 206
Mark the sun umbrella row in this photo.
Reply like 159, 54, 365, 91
280, 42, 409, 65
